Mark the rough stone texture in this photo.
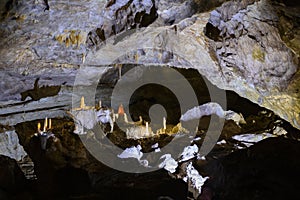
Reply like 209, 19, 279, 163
0, 155, 27, 195
0, 0, 156, 72
14, 118, 188, 199
0, 129, 27, 161
0, 0, 299, 130
0, 127, 36, 180
84, 1, 300, 129
205, 0, 300, 129
155, 0, 195, 25
199, 137, 300, 199
154, 0, 228, 25
86, 0, 157, 49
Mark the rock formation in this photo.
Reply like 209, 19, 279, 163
0, 0, 299, 130
1, 1, 300, 199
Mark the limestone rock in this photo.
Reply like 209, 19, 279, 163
0, 129, 27, 161
155, 0, 195, 25
201, 137, 300, 199
87, 0, 157, 49
0, 0, 299, 130
154, 0, 228, 25
205, 0, 300, 129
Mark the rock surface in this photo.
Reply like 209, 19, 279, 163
8, 100, 295, 199
0, 128, 27, 161
14, 118, 189, 199
0, 126, 36, 180
205, 0, 300, 130
0, 155, 30, 200
199, 137, 300, 200
0, 0, 300, 128
0, 0, 299, 130
1, 2, 299, 199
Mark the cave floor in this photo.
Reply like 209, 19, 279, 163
7, 108, 300, 200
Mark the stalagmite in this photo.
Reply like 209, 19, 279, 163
43, 117, 48, 132
49, 118, 52, 130
145, 122, 149, 136
118, 104, 125, 115
98, 100, 102, 108
37, 123, 41, 133
112, 112, 116, 123
114, 64, 123, 79
124, 113, 129, 123
80, 96, 85, 109
118, 64, 122, 79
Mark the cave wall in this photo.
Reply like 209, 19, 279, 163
0, 0, 299, 130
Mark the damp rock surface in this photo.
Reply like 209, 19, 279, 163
199, 137, 300, 200
0, 0, 299, 130
0, 127, 27, 161
1, 102, 295, 199
0, 0, 300, 199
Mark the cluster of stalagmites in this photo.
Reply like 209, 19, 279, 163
68, 96, 188, 139
33, 118, 56, 150
32, 95, 249, 147
30, 97, 247, 142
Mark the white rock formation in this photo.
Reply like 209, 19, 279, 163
185, 162, 209, 198
0, 130, 27, 161
117, 145, 150, 167
70, 109, 98, 134
159, 154, 178, 173
180, 102, 246, 125
118, 145, 143, 160
179, 144, 199, 162
126, 123, 154, 139
0, 129, 36, 179
232, 133, 276, 144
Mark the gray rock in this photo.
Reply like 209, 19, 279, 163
0, 0, 299, 130
0, 128, 36, 180
0, 129, 27, 161
205, 0, 300, 129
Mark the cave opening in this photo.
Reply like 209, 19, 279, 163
9, 64, 299, 200
97, 64, 265, 129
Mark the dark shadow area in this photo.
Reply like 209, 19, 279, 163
98, 65, 268, 129
14, 118, 187, 200
20, 78, 61, 101
198, 137, 300, 200
129, 83, 181, 124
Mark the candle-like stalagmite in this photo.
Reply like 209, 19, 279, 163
145, 122, 149, 136
80, 96, 85, 109
117, 64, 122, 79
37, 122, 41, 133
134, 52, 139, 62
163, 117, 166, 130
124, 113, 129, 123
43, 117, 48, 132
112, 112, 116, 123
49, 118, 52, 130
98, 100, 102, 108
118, 104, 124, 115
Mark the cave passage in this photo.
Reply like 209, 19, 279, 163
97, 65, 265, 127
